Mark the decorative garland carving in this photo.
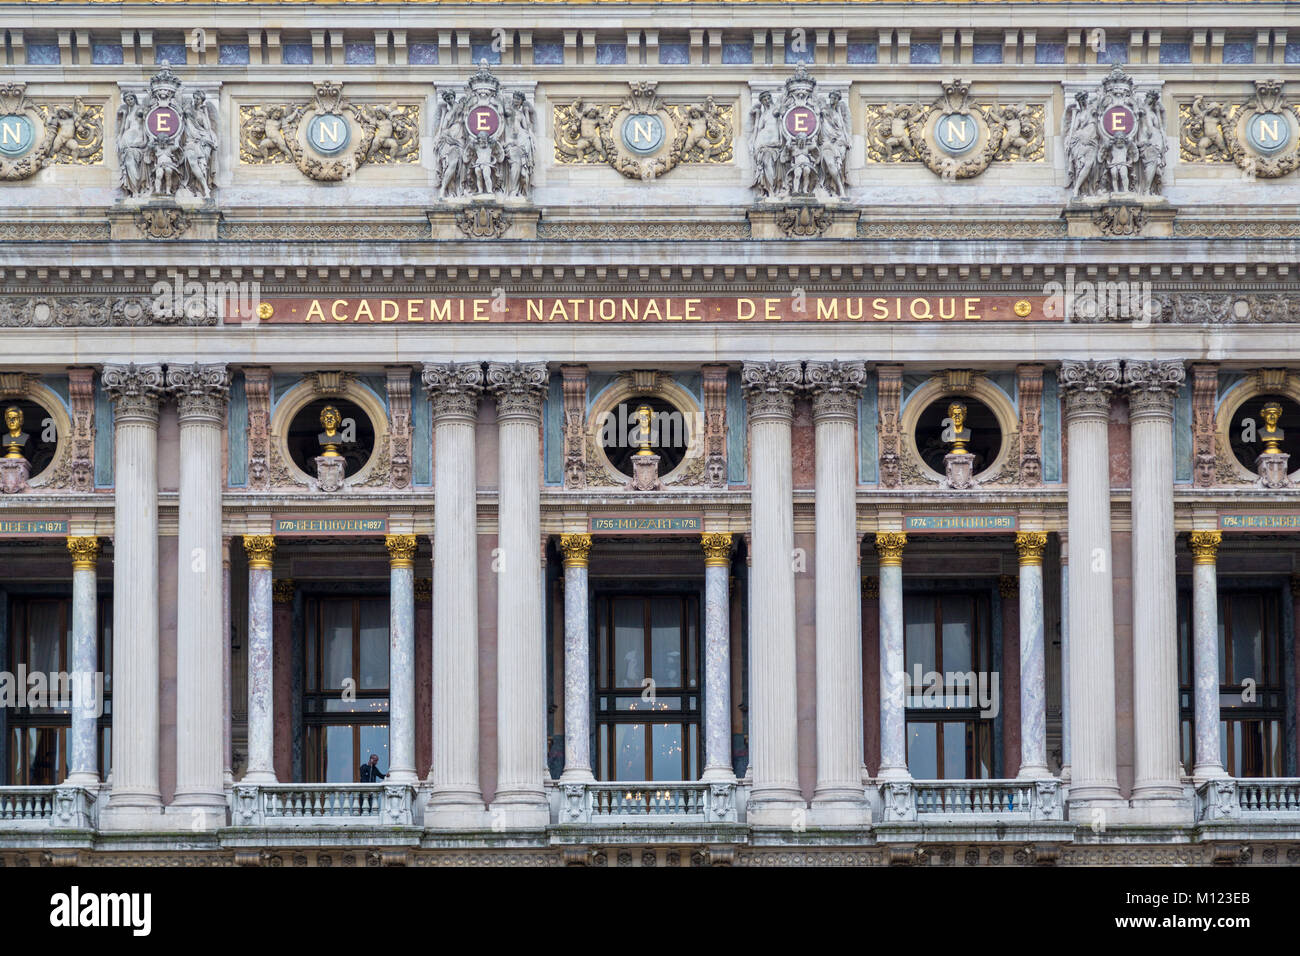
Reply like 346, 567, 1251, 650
1179, 80, 1300, 179
67, 368, 95, 492
701, 364, 729, 488
1191, 363, 1218, 487
0, 83, 103, 181
386, 367, 412, 490
135, 206, 191, 240
560, 365, 588, 489
1016, 365, 1044, 485
244, 367, 272, 491
876, 365, 903, 488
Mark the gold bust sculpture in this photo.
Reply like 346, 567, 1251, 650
3, 405, 27, 460
633, 403, 655, 457
1261, 401, 1285, 454
946, 400, 971, 454
318, 405, 343, 458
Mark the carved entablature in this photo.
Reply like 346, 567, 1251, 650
554, 82, 734, 181
864, 78, 1045, 179
0, 83, 104, 182
239, 82, 419, 181
1179, 80, 1300, 179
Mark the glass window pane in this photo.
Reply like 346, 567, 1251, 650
942, 599, 974, 675
613, 600, 644, 688
1230, 597, 1263, 687
943, 721, 967, 779
650, 599, 682, 686
359, 724, 389, 778
359, 599, 389, 690
904, 595, 936, 679
306, 603, 318, 691
613, 723, 645, 780
100, 606, 112, 696
651, 722, 683, 780
324, 725, 353, 782
1177, 593, 1191, 685
321, 601, 353, 692
26, 727, 62, 785
907, 721, 937, 778
26, 601, 62, 677
685, 606, 698, 690
689, 722, 698, 779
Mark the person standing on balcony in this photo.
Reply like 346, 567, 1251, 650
359, 754, 386, 783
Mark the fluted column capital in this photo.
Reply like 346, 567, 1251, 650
874, 531, 907, 566
1124, 359, 1185, 420
1059, 359, 1122, 422
167, 363, 231, 424
102, 363, 164, 424
804, 360, 867, 423
486, 362, 549, 422
422, 362, 485, 423
243, 534, 275, 569
700, 532, 734, 567
559, 533, 593, 568
1189, 530, 1222, 565
386, 534, 418, 569
742, 361, 803, 422
1015, 531, 1049, 566
67, 535, 100, 570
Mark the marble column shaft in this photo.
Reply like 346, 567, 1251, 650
169, 363, 229, 809
1060, 359, 1123, 805
387, 535, 418, 784
65, 537, 100, 785
559, 534, 594, 782
701, 533, 735, 781
1191, 531, 1226, 779
488, 362, 550, 817
422, 362, 485, 807
1126, 360, 1186, 801
806, 361, 867, 807
876, 533, 909, 780
741, 362, 803, 808
243, 535, 277, 783
102, 363, 164, 811
1060, 544, 1072, 779
1016, 532, 1050, 778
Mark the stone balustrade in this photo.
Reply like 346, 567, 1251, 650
1197, 778, 1300, 822
0, 786, 97, 829
558, 781, 739, 826
230, 783, 417, 827
881, 778, 1064, 823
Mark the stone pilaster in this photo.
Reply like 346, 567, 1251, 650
701, 364, 730, 487
701, 532, 735, 782
806, 361, 869, 818
741, 361, 804, 816
559, 533, 594, 783
1125, 359, 1186, 807
875, 531, 909, 780
100, 363, 165, 825
65, 536, 101, 786
386, 366, 413, 490
559, 364, 587, 489
1190, 531, 1227, 780
1059, 359, 1125, 808
1015, 531, 1050, 779
243, 534, 277, 784
67, 368, 96, 491
421, 362, 485, 816
168, 363, 230, 818
386, 534, 418, 783
487, 361, 551, 826
243, 367, 271, 491
876, 365, 903, 488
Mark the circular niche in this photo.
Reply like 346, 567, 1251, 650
0, 397, 59, 479
1227, 393, 1300, 471
599, 394, 691, 479
286, 397, 376, 479
914, 396, 1003, 476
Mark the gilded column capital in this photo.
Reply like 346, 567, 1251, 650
421, 362, 485, 423
67, 536, 100, 570
101, 363, 164, 424
1058, 359, 1122, 422
166, 363, 231, 424
700, 532, 734, 567
560, 533, 593, 568
1189, 530, 1222, 566
386, 534, 418, 568
272, 577, 295, 604
874, 531, 907, 567
486, 362, 549, 422
741, 360, 803, 422
1015, 531, 1049, 566
243, 534, 276, 570
1124, 359, 1185, 420
804, 360, 867, 423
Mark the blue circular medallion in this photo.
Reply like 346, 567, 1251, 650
621, 113, 665, 155
307, 113, 351, 155
1245, 111, 1291, 156
0, 114, 36, 158
934, 113, 979, 156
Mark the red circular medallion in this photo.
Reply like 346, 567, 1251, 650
1101, 105, 1135, 137
466, 105, 501, 137
146, 106, 181, 138
783, 106, 819, 137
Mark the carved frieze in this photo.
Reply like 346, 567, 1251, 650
0, 83, 104, 181
864, 79, 1044, 179
1179, 80, 1300, 179
554, 83, 733, 181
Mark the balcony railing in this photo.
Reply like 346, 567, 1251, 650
557, 781, 739, 825
1197, 778, 1300, 821
0, 786, 97, 829
230, 783, 416, 827
881, 778, 1064, 823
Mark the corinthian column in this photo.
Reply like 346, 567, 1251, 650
1189, 531, 1226, 779
1059, 359, 1125, 808
65, 536, 101, 786
700, 532, 735, 782
421, 363, 485, 815
741, 361, 804, 816
805, 361, 869, 818
559, 533, 594, 783
386, 534, 418, 784
487, 362, 550, 826
100, 363, 165, 824
242, 534, 277, 784
168, 364, 229, 817
1126, 359, 1186, 808
875, 531, 909, 780
1015, 531, 1050, 778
